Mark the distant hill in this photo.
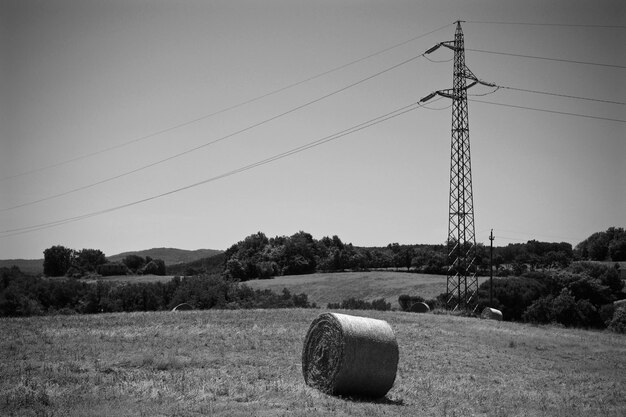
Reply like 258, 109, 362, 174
108, 248, 222, 266
0, 259, 44, 275
1, 248, 222, 276
165, 252, 226, 276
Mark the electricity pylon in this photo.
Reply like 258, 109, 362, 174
420, 21, 494, 311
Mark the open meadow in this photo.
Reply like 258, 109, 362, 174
245, 271, 489, 308
1, 309, 624, 417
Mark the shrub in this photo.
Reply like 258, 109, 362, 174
328, 298, 391, 311
97, 263, 128, 276
398, 294, 425, 311
522, 296, 555, 324
599, 304, 616, 325
523, 289, 603, 328
607, 307, 626, 333
477, 276, 549, 321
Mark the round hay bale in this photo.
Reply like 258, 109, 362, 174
481, 307, 503, 321
301, 312, 399, 398
410, 302, 430, 313
614, 299, 626, 308
171, 303, 193, 312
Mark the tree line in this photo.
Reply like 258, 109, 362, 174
43, 245, 167, 277
39, 227, 624, 281
0, 267, 314, 317
576, 227, 626, 262
474, 262, 624, 331
221, 231, 584, 280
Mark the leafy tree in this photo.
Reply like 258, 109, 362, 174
142, 259, 166, 276
224, 257, 246, 281
74, 249, 107, 273
522, 295, 555, 324
551, 288, 578, 326
577, 227, 626, 261
522, 290, 602, 328
588, 234, 610, 260
43, 245, 74, 277
122, 255, 146, 272
256, 261, 279, 279
388, 243, 415, 271
282, 231, 318, 275
569, 262, 624, 294
609, 239, 626, 261
477, 275, 549, 321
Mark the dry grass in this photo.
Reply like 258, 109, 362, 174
246, 271, 488, 308
82, 274, 176, 284
1, 309, 625, 416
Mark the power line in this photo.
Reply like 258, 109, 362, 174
423, 55, 453, 63
467, 48, 626, 69
466, 21, 626, 29
1, 51, 431, 212
469, 98, 626, 123
495, 229, 582, 242
1, 101, 436, 237
1, 23, 453, 182
497, 85, 626, 106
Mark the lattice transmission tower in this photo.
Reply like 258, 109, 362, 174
420, 21, 494, 310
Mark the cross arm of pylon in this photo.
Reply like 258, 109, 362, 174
419, 74, 494, 102
424, 40, 456, 54
422, 32, 495, 104
462, 67, 496, 87
420, 79, 480, 102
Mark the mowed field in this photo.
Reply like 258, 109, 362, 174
245, 271, 489, 308
82, 274, 176, 284
1, 309, 624, 416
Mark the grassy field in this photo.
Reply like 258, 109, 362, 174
82, 274, 176, 284
245, 271, 489, 308
1, 309, 624, 417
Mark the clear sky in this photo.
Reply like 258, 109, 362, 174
1, 0, 625, 259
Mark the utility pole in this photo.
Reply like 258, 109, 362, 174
421, 21, 494, 311
489, 229, 495, 306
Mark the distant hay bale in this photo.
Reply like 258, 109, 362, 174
410, 302, 430, 313
171, 303, 193, 312
481, 307, 503, 321
614, 299, 626, 308
301, 312, 399, 398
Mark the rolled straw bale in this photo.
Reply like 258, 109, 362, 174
301, 312, 399, 398
172, 303, 193, 311
481, 307, 503, 321
410, 302, 430, 313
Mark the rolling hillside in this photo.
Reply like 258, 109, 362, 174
245, 271, 489, 308
108, 248, 222, 265
0, 259, 44, 275
0, 248, 222, 276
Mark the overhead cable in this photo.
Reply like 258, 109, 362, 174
0, 101, 440, 237
1, 23, 453, 182
466, 21, 626, 29
497, 85, 626, 106
469, 99, 626, 123
1, 51, 432, 212
467, 48, 626, 69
